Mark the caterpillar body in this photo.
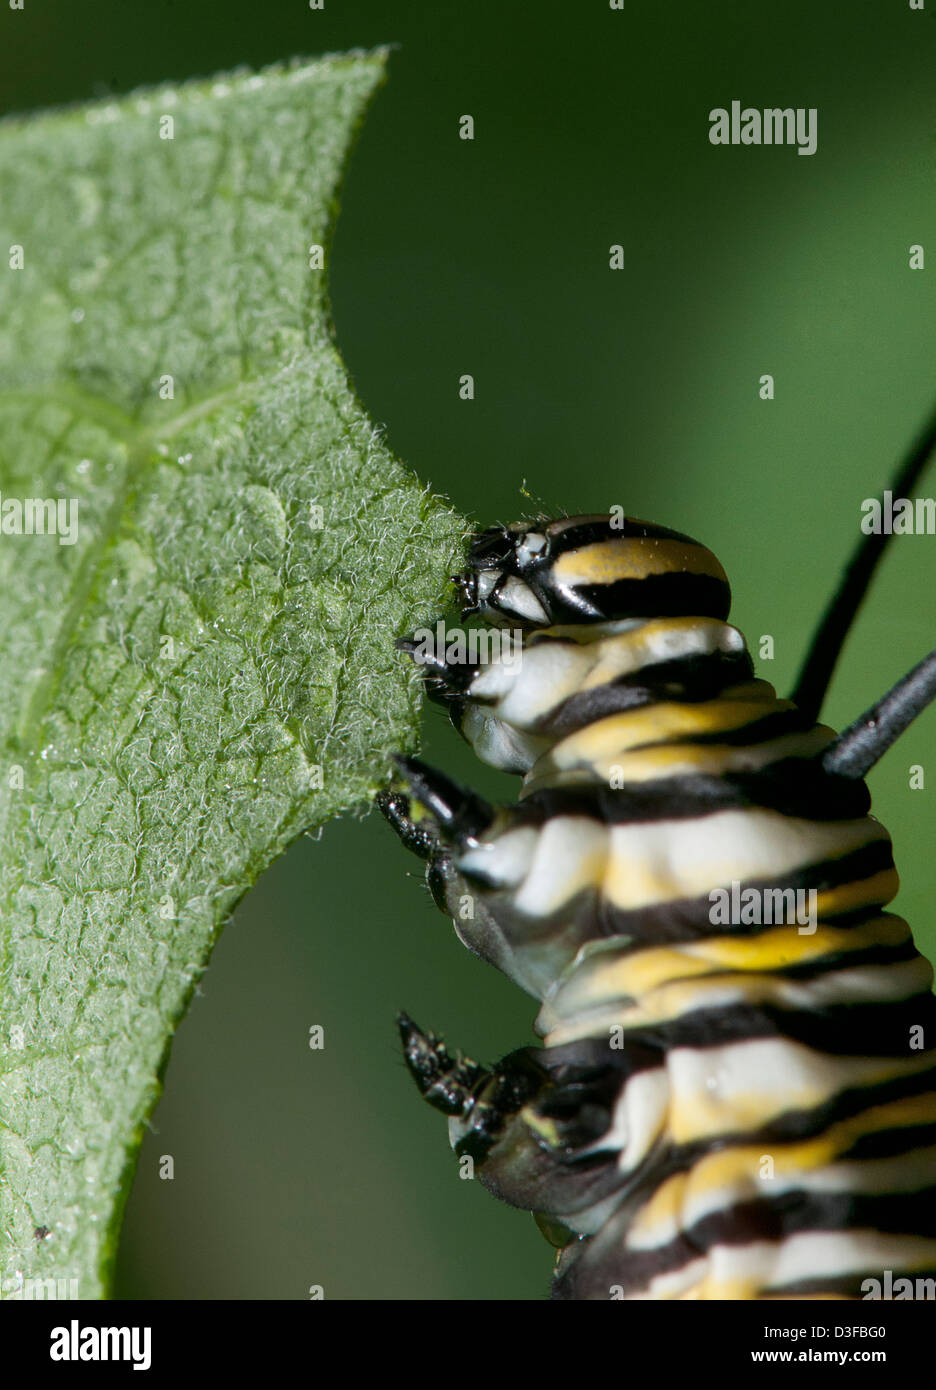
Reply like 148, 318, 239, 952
378, 485, 936, 1301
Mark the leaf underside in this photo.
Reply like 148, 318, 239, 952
0, 52, 465, 1298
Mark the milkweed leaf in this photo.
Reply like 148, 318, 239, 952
0, 51, 464, 1299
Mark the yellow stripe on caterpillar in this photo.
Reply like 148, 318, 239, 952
552, 537, 729, 587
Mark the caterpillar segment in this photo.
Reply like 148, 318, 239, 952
378, 513, 936, 1300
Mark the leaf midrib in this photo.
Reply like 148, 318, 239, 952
3, 376, 269, 749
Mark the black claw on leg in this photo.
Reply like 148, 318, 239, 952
375, 789, 437, 860
392, 755, 493, 843
396, 633, 480, 705
397, 1012, 486, 1118
397, 1013, 549, 1165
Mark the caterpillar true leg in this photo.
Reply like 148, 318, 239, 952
396, 1013, 489, 1116
396, 1011, 665, 1280
387, 755, 492, 841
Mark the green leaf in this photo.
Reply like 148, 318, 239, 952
0, 53, 465, 1299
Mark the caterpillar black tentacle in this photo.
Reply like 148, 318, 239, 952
380, 486, 936, 1300
822, 647, 936, 781
792, 398, 936, 723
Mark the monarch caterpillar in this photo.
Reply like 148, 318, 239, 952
377, 411, 936, 1301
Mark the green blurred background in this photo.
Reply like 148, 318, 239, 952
2, 0, 935, 1299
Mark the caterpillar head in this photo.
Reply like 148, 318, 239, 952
454, 513, 732, 628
